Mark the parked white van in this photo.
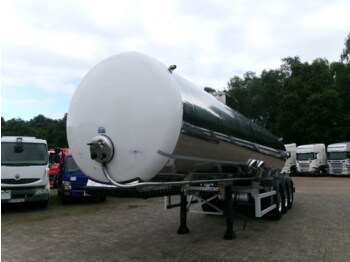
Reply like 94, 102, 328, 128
1, 136, 50, 207
296, 144, 327, 175
327, 142, 350, 175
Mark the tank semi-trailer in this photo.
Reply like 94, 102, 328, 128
327, 142, 350, 175
67, 52, 294, 239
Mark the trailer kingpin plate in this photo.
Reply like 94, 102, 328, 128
88, 135, 114, 163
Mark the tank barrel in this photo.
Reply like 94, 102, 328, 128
67, 52, 287, 185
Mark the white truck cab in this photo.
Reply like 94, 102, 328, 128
1, 136, 50, 207
327, 142, 350, 175
296, 144, 327, 175
282, 143, 297, 175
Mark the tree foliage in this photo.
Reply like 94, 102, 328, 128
204, 87, 217, 93
1, 114, 68, 149
341, 33, 350, 63
227, 50, 350, 145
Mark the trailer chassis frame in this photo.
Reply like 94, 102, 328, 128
164, 181, 277, 240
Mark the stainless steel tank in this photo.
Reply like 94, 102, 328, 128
67, 52, 286, 184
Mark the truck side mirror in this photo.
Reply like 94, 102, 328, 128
14, 144, 24, 153
14, 137, 24, 153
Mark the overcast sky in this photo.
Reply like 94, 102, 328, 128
2, 0, 349, 120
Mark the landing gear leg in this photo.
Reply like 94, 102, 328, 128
177, 191, 190, 234
224, 185, 236, 240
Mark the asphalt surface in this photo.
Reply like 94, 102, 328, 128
2, 176, 350, 262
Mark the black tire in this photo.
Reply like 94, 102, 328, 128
290, 166, 297, 176
61, 194, 70, 204
98, 196, 106, 202
37, 200, 48, 208
57, 188, 62, 197
287, 180, 294, 209
270, 185, 283, 220
319, 167, 327, 176
281, 183, 288, 214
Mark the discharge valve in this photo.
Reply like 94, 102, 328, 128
88, 135, 114, 164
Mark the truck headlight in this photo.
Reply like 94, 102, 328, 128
62, 181, 72, 190
35, 189, 49, 195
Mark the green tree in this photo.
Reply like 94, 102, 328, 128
1, 118, 36, 137
226, 52, 350, 145
227, 72, 258, 118
50, 113, 68, 148
340, 33, 350, 63
1, 114, 68, 149
275, 57, 348, 145
204, 87, 216, 93
227, 70, 285, 129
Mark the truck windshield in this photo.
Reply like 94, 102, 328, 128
297, 153, 315, 161
1, 142, 48, 166
65, 157, 82, 173
327, 152, 349, 160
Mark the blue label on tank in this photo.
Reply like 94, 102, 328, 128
98, 127, 106, 134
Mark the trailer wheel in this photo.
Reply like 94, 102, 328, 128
287, 180, 294, 209
281, 184, 288, 214
270, 185, 283, 220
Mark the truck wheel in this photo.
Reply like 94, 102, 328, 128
281, 184, 288, 214
270, 185, 283, 220
320, 168, 327, 176
62, 194, 70, 204
290, 166, 297, 176
99, 196, 106, 202
37, 200, 48, 208
287, 180, 294, 209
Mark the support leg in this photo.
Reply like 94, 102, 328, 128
177, 191, 190, 234
224, 185, 236, 240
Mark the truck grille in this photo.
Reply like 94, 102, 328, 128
299, 163, 310, 172
1, 178, 40, 184
71, 182, 87, 187
330, 163, 343, 173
